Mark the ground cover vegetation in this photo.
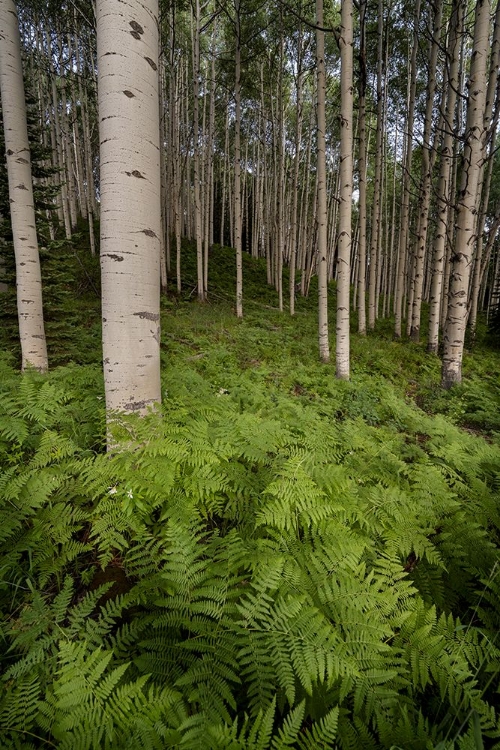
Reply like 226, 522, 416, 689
1, 242, 500, 749
2, 0, 500, 745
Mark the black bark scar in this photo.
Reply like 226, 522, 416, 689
133, 311, 160, 321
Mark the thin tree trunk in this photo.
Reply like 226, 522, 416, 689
336, 0, 353, 379
234, 0, 243, 317
0, 0, 48, 372
427, 1, 462, 353
409, 0, 443, 341
442, 0, 490, 387
368, 0, 384, 330
357, 0, 367, 334
394, 0, 421, 338
316, 0, 330, 361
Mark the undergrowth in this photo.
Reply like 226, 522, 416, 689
0, 243, 500, 748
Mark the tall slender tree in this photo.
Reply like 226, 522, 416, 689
316, 0, 330, 362
0, 0, 48, 372
442, 0, 490, 387
97, 0, 162, 416
428, 0, 462, 354
356, 0, 367, 335
234, 0, 243, 318
336, 0, 353, 379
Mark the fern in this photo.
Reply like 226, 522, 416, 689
1, 353, 500, 748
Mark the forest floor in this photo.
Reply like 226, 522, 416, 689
159, 242, 500, 441
1, 239, 500, 748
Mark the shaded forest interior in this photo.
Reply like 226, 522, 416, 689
2, 0, 500, 745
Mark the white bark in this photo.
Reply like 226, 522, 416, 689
409, 0, 443, 341
394, 0, 421, 338
367, 0, 384, 330
316, 0, 330, 362
357, 0, 367, 334
97, 0, 161, 415
427, 0, 462, 353
234, 0, 243, 318
442, 0, 490, 387
336, 0, 353, 379
0, 0, 48, 372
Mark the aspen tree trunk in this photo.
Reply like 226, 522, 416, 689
74, 118, 87, 219
367, 0, 384, 330
168, 7, 182, 292
76, 37, 97, 252
69, 33, 87, 224
357, 0, 367, 334
467, 140, 496, 337
46, 28, 72, 240
316, 0, 330, 362
299, 109, 314, 296
204, 31, 216, 295
0, 0, 48, 372
327, 167, 340, 281
409, 0, 443, 341
234, 0, 243, 318
442, 0, 490, 387
220, 108, 229, 246
468, 0, 500, 338
159, 53, 168, 294
97, 0, 162, 416
191, 0, 204, 301
428, 1, 462, 353
336, 0, 353, 379
385, 120, 398, 317
289, 38, 303, 316
394, 0, 421, 337
276, 28, 285, 313
59, 39, 78, 230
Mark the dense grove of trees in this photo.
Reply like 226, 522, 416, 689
1, 0, 500, 416
2, 2, 500, 747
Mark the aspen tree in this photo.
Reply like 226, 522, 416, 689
167, 5, 182, 292
427, 1, 462, 353
159, 47, 168, 293
299, 106, 315, 297
356, 0, 367, 334
204, 28, 216, 295
58, 32, 78, 231
468, 0, 500, 339
276, 25, 285, 313
234, 0, 243, 317
75, 27, 97, 253
336, 0, 353, 379
220, 106, 229, 247
97, 0, 162, 416
367, 0, 384, 330
316, 0, 330, 362
394, 0, 421, 338
191, 0, 204, 301
46, 29, 72, 240
289, 28, 304, 316
408, 0, 443, 342
0, 0, 48, 372
442, 0, 490, 388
